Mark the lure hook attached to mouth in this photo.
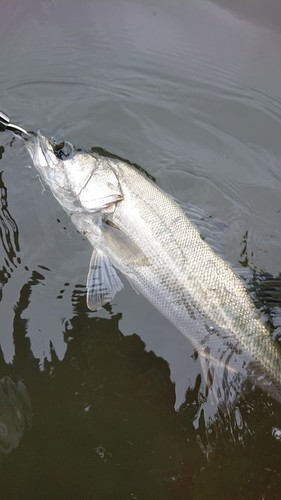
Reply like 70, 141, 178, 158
0, 110, 30, 138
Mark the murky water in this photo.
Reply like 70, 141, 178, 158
1, 0, 281, 498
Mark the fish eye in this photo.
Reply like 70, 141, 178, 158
52, 140, 74, 160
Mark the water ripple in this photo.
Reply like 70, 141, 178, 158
0, 171, 20, 296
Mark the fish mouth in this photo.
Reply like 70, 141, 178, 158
25, 132, 56, 169
37, 133, 74, 159
26, 132, 75, 170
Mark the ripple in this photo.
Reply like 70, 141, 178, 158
0, 171, 20, 293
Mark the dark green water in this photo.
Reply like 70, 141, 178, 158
1, 0, 281, 498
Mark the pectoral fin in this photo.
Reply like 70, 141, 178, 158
102, 219, 149, 266
86, 249, 123, 310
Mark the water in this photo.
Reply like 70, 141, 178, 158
1, 0, 281, 498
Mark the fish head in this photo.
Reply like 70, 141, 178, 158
26, 132, 123, 214
26, 132, 79, 212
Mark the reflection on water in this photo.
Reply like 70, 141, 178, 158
0, 376, 32, 455
0, 292, 201, 498
0, 168, 20, 300
1, 289, 281, 498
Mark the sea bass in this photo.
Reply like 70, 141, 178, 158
1, 113, 281, 407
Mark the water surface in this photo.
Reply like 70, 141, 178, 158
1, 0, 281, 498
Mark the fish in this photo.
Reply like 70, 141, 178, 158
1, 113, 281, 410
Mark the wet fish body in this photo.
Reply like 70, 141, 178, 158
2, 117, 281, 407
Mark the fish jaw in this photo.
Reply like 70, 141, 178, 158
26, 133, 86, 213
26, 133, 60, 182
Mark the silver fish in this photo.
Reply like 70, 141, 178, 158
3, 120, 281, 408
